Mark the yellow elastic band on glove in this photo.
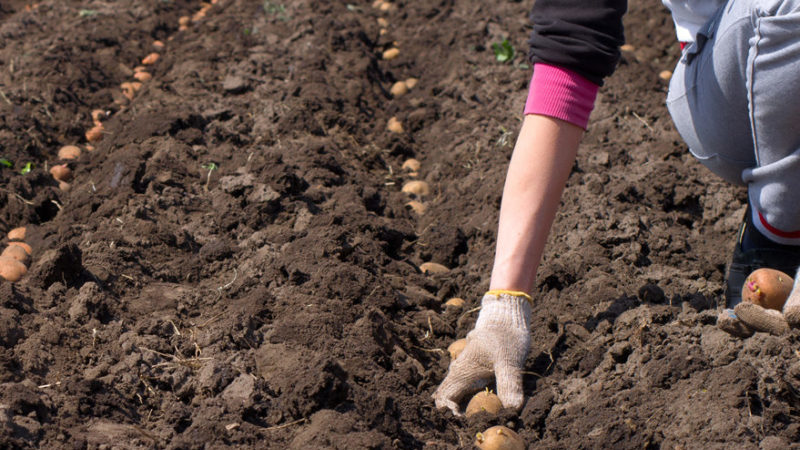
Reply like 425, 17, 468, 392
486, 289, 533, 305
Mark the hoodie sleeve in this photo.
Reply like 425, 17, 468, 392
528, 0, 627, 86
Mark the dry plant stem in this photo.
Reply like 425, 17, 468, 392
631, 111, 654, 132
213, 268, 238, 300
411, 345, 445, 355
140, 346, 212, 370
0, 87, 11, 104
0, 188, 35, 205
265, 418, 306, 431
196, 312, 225, 329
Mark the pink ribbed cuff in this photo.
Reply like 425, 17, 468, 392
523, 63, 599, 130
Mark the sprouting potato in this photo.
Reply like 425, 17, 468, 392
466, 389, 503, 417
475, 426, 525, 450
447, 338, 467, 359
743, 268, 794, 311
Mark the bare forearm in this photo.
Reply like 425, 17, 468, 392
489, 114, 584, 294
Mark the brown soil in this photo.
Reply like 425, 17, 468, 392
1, 1, 799, 449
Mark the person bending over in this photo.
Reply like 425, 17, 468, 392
433, 0, 800, 415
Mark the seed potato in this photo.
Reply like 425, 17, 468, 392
86, 124, 104, 143
383, 48, 400, 60
58, 145, 82, 160
465, 390, 503, 417
447, 338, 467, 360
1, 245, 29, 263
419, 262, 449, 274
390, 81, 408, 97
401, 158, 421, 172
401, 180, 430, 196
743, 268, 794, 311
142, 52, 160, 65
9, 242, 32, 256
8, 227, 26, 241
444, 297, 465, 308
50, 164, 73, 183
475, 426, 525, 450
405, 201, 426, 215
133, 71, 152, 82
387, 116, 404, 133
0, 256, 27, 282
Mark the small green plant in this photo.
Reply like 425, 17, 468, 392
0, 158, 12, 168
19, 162, 33, 175
263, 1, 289, 20
202, 162, 218, 191
491, 39, 515, 63
78, 9, 98, 17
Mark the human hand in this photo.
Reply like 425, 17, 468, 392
718, 269, 800, 337
432, 291, 532, 415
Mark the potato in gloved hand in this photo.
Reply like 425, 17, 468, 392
432, 291, 532, 415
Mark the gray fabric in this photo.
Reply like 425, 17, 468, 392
667, 0, 800, 241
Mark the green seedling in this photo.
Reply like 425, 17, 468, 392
78, 9, 98, 17
202, 162, 218, 192
491, 39, 515, 63
0, 158, 12, 168
263, 1, 289, 21
20, 162, 33, 175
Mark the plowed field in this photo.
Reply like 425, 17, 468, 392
1, 1, 799, 448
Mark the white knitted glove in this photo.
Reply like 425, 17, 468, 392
432, 291, 532, 415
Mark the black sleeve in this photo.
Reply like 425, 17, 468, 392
528, 0, 627, 86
